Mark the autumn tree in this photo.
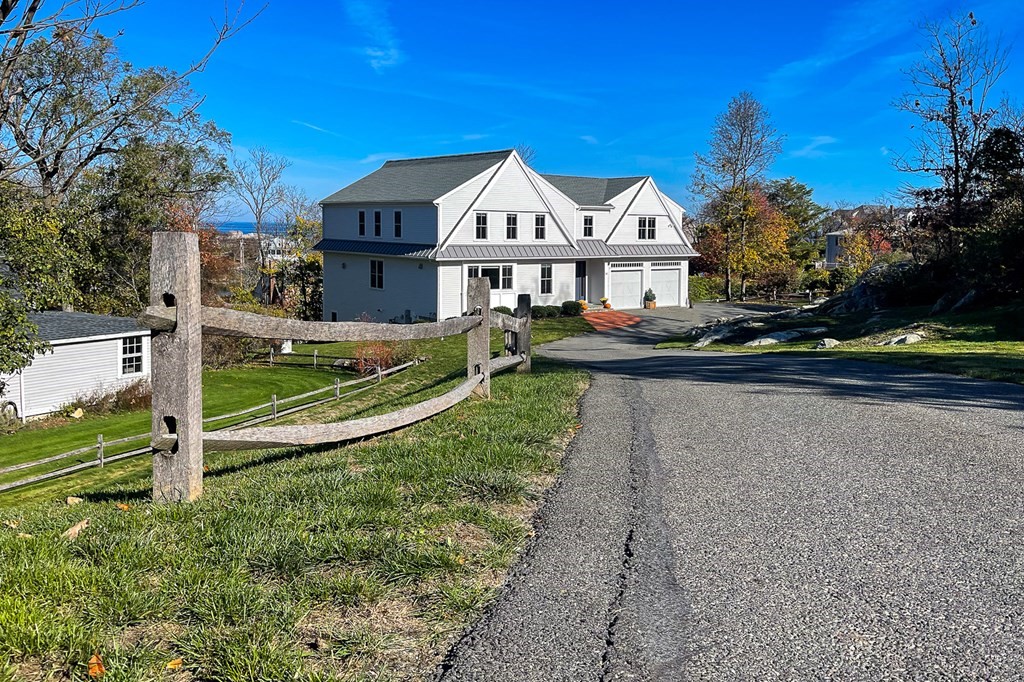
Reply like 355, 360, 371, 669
766, 177, 829, 267
693, 91, 784, 298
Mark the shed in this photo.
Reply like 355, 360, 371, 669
0, 311, 152, 422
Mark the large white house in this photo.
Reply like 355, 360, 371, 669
316, 149, 697, 322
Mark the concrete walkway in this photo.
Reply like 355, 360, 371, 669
439, 304, 1024, 681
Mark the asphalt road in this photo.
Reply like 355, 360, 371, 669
438, 304, 1024, 681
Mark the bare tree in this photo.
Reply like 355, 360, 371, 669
231, 146, 289, 270
692, 91, 783, 299
894, 11, 1008, 233
278, 184, 322, 254
514, 143, 537, 165
0, 0, 259, 199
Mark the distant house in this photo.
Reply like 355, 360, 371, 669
315, 149, 697, 322
0, 312, 152, 422
822, 205, 907, 269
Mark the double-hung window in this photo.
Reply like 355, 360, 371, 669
506, 213, 518, 240
535, 214, 546, 240
394, 210, 402, 238
638, 216, 656, 240
374, 210, 382, 237
370, 259, 384, 289
467, 264, 513, 290
583, 215, 594, 237
358, 210, 366, 236
475, 213, 488, 240
121, 336, 144, 375
540, 263, 553, 294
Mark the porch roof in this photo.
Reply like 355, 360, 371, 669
434, 240, 696, 260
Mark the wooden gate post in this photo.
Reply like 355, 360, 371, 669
466, 277, 491, 398
515, 293, 532, 373
150, 231, 203, 503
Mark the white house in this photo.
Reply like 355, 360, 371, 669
315, 149, 697, 322
0, 312, 152, 422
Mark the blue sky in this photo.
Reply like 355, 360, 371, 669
102, 1, 1024, 219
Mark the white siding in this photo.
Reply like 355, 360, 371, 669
515, 261, 575, 306
438, 263, 464, 319
609, 181, 684, 245
438, 170, 496, 240
322, 253, 437, 322
2, 334, 151, 419
322, 203, 438, 243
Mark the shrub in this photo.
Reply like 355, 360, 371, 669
354, 340, 414, 376
828, 266, 858, 294
799, 268, 831, 292
689, 275, 725, 302
61, 379, 152, 416
530, 305, 560, 319
492, 306, 514, 316
544, 305, 561, 318
560, 300, 583, 316
643, 288, 656, 302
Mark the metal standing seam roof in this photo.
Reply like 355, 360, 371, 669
320, 150, 514, 204
29, 311, 149, 342
314, 239, 435, 259
540, 174, 647, 206
435, 240, 697, 260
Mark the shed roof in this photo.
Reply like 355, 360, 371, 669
435, 240, 696, 260
314, 239, 435, 259
30, 311, 149, 342
540, 174, 646, 206
321, 150, 513, 204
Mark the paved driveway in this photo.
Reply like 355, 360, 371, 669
440, 305, 1024, 681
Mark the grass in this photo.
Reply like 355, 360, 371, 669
0, 317, 590, 681
656, 301, 1024, 384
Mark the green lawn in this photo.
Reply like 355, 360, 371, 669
0, 316, 589, 682
656, 302, 1024, 384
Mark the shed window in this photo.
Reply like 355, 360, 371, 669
540, 263, 552, 294
583, 215, 594, 237
121, 336, 144, 375
535, 214, 546, 240
394, 210, 402, 238
475, 213, 488, 240
506, 214, 518, 240
370, 259, 384, 289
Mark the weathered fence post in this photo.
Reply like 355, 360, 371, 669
271, 394, 278, 420
150, 231, 203, 503
97, 434, 104, 467
376, 363, 383, 383
515, 293, 532, 373
269, 346, 274, 366
334, 378, 340, 398
466, 277, 491, 398
313, 349, 318, 369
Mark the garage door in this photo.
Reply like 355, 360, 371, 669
651, 268, 680, 306
609, 269, 643, 309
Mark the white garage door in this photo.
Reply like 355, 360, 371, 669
651, 269, 680, 306
609, 269, 643, 309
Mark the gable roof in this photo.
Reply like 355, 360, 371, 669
30, 311, 149, 342
321, 150, 514, 204
540, 174, 646, 206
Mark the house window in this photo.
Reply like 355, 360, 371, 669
506, 213, 518, 240
121, 335, 144, 375
535, 214, 546, 240
468, 264, 513, 290
394, 210, 402, 238
374, 210, 382, 237
475, 213, 488, 240
540, 263, 552, 294
638, 216, 656, 240
331, 311, 338, 322
583, 215, 594, 237
358, 210, 366, 236
370, 259, 384, 289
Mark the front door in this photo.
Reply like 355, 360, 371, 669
575, 261, 587, 300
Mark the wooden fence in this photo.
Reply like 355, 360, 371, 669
0, 359, 418, 494
141, 232, 531, 503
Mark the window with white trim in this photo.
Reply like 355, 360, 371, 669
583, 215, 594, 237
358, 210, 366, 236
394, 210, 402, 238
370, 259, 384, 289
540, 263, 552, 294
374, 210, 382, 237
535, 214, 546, 239
475, 213, 488, 240
638, 216, 656, 240
121, 335, 144, 375
506, 213, 518, 240
468, 264, 513, 290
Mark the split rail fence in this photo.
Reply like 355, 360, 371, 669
141, 232, 531, 503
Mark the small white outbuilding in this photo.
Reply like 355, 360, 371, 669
0, 311, 152, 422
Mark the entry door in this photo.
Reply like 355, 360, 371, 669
575, 261, 587, 300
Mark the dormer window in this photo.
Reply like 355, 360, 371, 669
475, 213, 488, 240
583, 215, 594, 238
638, 216, 656, 240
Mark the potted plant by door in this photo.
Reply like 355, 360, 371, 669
600, 297, 611, 309
644, 289, 657, 309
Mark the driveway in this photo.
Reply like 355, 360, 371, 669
439, 305, 1024, 680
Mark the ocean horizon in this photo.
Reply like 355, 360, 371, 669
217, 221, 288, 234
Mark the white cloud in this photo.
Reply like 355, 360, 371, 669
344, 0, 404, 71
580, 135, 599, 145
291, 120, 342, 137
880, 146, 890, 156
790, 135, 839, 159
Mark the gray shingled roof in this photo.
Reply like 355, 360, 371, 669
314, 239, 435, 259
321, 150, 513, 204
435, 240, 696, 260
30, 311, 148, 342
541, 174, 646, 206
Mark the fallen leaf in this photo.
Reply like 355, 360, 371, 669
88, 652, 105, 678
115, 503, 131, 511
166, 658, 183, 670
3, 519, 19, 528
203, 465, 210, 472
66, 496, 84, 506
17, 532, 32, 539
63, 518, 90, 540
